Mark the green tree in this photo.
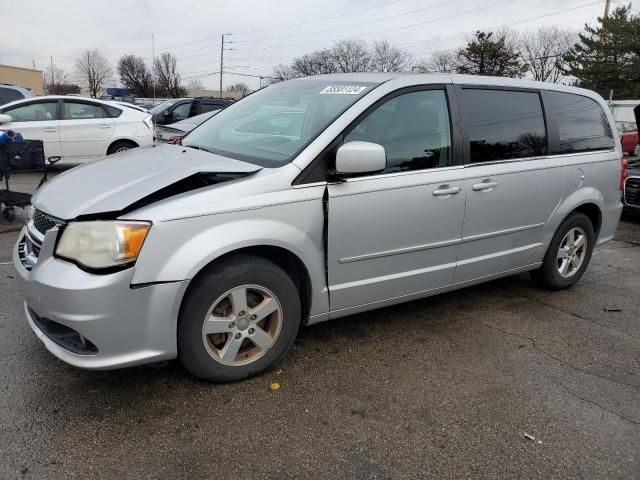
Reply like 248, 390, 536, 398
456, 31, 527, 78
565, 5, 640, 99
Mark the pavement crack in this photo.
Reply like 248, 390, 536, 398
478, 321, 640, 391
497, 286, 640, 342
556, 383, 640, 426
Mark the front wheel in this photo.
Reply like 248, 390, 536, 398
531, 212, 595, 290
178, 255, 301, 382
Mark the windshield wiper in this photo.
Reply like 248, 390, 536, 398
184, 144, 215, 154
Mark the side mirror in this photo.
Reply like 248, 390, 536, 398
0, 114, 12, 125
335, 141, 386, 175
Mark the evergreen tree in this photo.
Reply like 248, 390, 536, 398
456, 31, 527, 78
565, 5, 640, 99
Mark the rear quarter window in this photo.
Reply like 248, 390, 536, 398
545, 91, 614, 154
106, 106, 122, 118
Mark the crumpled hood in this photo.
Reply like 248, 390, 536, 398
32, 144, 260, 220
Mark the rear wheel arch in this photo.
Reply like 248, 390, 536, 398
107, 139, 139, 155
571, 202, 602, 240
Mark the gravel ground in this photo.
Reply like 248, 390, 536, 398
0, 174, 638, 479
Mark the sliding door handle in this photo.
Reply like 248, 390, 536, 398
472, 180, 499, 191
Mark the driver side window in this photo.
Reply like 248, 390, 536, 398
344, 89, 452, 173
169, 102, 192, 121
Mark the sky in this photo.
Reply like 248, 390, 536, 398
0, 0, 636, 91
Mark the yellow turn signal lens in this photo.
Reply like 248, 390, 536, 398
122, 225, 150, 258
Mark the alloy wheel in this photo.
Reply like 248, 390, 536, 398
201, 284, 283, 366
557, 227, 587, 278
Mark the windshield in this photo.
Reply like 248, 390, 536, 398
182, 79, 376, 167
149, 99, 179, 114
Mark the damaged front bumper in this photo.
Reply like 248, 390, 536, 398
13, 226, 188, 370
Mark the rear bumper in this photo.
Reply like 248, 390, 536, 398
597, 200, 624, 246
14, 228, 188, 370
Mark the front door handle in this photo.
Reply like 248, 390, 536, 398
43, 128, 57, 133
432, 185, 462, 197
472, 180, 499, 191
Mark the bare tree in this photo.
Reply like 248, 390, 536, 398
417, 50, 458, 73
44, 64, 67, 88
185, 78, 205, 91
370, 39, 412, 72
117, 55, 152, 96
518, 27, 576, 83
332, 39, 371, 72
153, 52, 186, 98
74, 50, 113, 97
273, 38, 413, 80
227, 82, 250, 96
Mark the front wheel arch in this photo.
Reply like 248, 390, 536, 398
178, 245, 312, 328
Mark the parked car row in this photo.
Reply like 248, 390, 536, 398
0, 96, 154, 164
616, 121, 640, 156
150, 96, 235, 125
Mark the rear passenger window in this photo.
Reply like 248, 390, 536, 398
545, 92, 614, 153
344, 89, 452, 173
63, 101, 106, 120
201, 103, 223, 113
463, 89, 547, 163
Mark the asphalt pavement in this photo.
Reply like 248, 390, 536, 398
0, 180, 639, 479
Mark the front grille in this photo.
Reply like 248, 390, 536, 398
32, 209, 63, 236
29, 309, 98, 355
624, 177, 640, 207
18, 210, 65, 270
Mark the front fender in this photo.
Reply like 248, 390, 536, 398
131, 201, 328, 316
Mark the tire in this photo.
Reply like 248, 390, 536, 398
178, 254, 301, 382
531, 212, 595, 290
107, 140, 138, 155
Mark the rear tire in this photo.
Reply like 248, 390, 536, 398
531, 212, 595, 290
178, 254, 301, 382
107, 140, 138, 155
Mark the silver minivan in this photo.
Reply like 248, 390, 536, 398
14, 74, 624, 381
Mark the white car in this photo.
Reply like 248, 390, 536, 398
0, 96, 154, 164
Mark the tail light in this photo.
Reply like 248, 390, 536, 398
142, 115, 153, 131
621, 157, 629, 191
167, 135, 183, 144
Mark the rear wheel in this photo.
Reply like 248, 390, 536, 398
107, 140, 138, 155
531, 212, 594, 290
178, 255, 301, 382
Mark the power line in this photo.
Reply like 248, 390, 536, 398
229, 0, 466, 44
229, 0, 521, 51
230, 0, 405, 35
397, 1, 601, 52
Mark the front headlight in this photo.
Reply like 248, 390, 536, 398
55, 221, 151, 270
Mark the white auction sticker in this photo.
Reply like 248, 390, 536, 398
319, 85, 367, 95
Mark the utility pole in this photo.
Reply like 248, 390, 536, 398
219, 34, 225, 97
603, 0, 611, 19
152, 34, 156, 100
50, 55, 54, 89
